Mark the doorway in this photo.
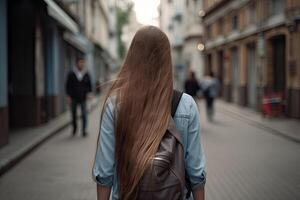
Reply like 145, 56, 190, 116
8, 0, 36, 128
231, 47, 239, 104
271, 35, 286, 93
217, 50, 224, 96
247, 44, 257, 109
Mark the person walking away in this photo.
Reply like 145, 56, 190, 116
201, 71, 219, 122
93, 26, 206, 200
184, 71, 201, 99
66, 58, 92, 137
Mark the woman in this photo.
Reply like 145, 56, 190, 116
93, 26, 206, 200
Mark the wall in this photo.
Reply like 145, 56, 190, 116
0, 0, 7, 108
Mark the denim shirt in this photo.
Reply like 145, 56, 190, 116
93, 93, 206, 199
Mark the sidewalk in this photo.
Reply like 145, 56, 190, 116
216, 100, 300, 143
0, 96, 101, 176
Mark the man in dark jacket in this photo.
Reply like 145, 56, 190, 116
184, 71, 201, 98
66, 58, 92, 137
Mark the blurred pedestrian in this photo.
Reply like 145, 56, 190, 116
66, 58, 92, 137
93, 26, 206, 200
184, 71, 201, 99
201, 71, 219, 122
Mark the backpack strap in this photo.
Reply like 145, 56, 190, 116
171, 90, 183, 118
171, 90, 192, 199
169, 90, 184, 144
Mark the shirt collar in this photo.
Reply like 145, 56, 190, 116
73, 67, 86, 81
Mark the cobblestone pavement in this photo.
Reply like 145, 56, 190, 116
0, 100, 299, 200
201, 101, 300, 200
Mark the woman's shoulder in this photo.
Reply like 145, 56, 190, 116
101, 96, 117, 118
103, 93, 197, 118
175, 93, 198, 118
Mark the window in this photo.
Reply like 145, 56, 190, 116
269, 0, 286, 16
173, 13, 182, 22
109, 6, 114, 13
207, 54, 212, 75
109, 30, 114, 38
248, 3, 256, 24
207, 25, 212, 39
232, 14, 238, 31
217, 18, 224, 36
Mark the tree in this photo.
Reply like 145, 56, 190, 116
116, 0, 133, 58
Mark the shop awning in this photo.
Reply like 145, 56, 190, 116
44, 0, 79, 34
63, 32, 92, 53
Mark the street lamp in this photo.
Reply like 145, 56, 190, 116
198, 10, 205, 17
197, 43, 205, 51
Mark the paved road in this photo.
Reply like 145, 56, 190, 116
0, 100, 299, 200
201, 101, 300, 200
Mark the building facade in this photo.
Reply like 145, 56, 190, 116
202, 0, 300, 119
182, 0, 205, 81
160, 0, 205, 90
0, 0, 118, 148
61, 0, 119, 84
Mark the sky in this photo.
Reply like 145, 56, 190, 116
132, 0, 160, 26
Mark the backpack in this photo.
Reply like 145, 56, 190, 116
137, 90, 192, 200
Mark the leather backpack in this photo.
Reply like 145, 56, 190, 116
137, 90, 192, 200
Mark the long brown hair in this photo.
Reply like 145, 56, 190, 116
102, 26, 173, 199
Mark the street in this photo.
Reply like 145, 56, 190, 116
0, 100, 299, 200
1, 0, 300, 199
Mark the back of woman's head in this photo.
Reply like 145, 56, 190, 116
105, 26, 173, 199
119, 26, 172, 87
